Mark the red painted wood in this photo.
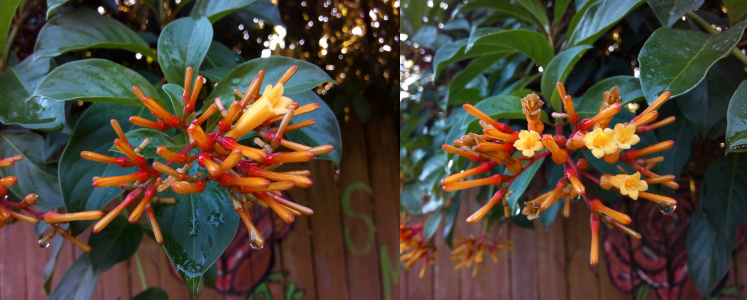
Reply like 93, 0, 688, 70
536, 218, 568, 300
1, 223, 28, 300
280, 187, 318, 299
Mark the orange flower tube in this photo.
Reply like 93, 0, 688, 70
248, 166, 312, 188
264, 151, 315, 165
93, 170, 149, 188
81, 151, 132, 167
172, 180, 206, 194
129, 116, 167, 131
579, 103, 622, 131
219, 174, 271, 188
590, 199, 631, 225
0, 176, 17, 187
156, 146, 193, 164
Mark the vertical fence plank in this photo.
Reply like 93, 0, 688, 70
281, 187, 318, 299
129, 236, 163, 296
510, 224, 539, 299
536, 217, 568, 300
596, 230, 629, 300
100, 259, 132, 300
433, 219, 460, 300
24, 224, 50, 300
405, 214, 433, 300
364, 108, 400, 300
306, 159, 349, 299
157, 244, 190, 300
565, 202, 600, 300
454, 188, 492, 300
338, 114, 382, 299
1, 223, 27, 300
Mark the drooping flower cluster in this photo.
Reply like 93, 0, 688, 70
400, 220, 437, 278
81, 66, 332, 248
0, 155, 101, 251
440, 82, 679, 265
451, 235, 513, 278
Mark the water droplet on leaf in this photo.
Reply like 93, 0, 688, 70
657, 203, 676, 215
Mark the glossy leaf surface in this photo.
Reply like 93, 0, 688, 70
158, 17, 213, 86
726, 80, 747, 153
0, 131, 63, 210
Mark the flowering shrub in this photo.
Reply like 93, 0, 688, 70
0, 0, 341, 298
400, 0, 747, 297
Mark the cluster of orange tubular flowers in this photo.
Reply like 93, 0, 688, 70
441, 82, 679, 266
451, 234, 513, 278
400, 220, 437, 278
81, 65, 332, 248
0, 155, 102, 252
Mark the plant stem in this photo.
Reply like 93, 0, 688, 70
134, 252, 148, 290
685, 11, 747, 66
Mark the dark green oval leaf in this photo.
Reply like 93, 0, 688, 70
207, 56, 335, 100
575, 75, 644, 116
34, 9, 154, 59
0, 57, 64, 130
162, 84, 185, 118
648, 0, 703, 28
687, 208, 734, 297
284, 91, 342, 165
156, 178, 239, 298
0, 0, 21, 55
157, 17, 213, 86
447, 53, 506, 105
0, 131, 63, 210
466, 29, 554, 67
567, 0, 646, 46
237, 0, 283, 26
190, 0, 257, 23
48, 253, 99, 300
516, 0, 550, 31
724, 0, 747, 24
504, 155, 545, 209
422, 210, 442, 239
456, 0, 540, 28
132, 287, 169, 300
59, 103, 147, 235
726, 80, 747, 153
701, 153, 747, 235
88, 216, 144, 271
36, 59, 157, 105
202, 41, 243, 70
639, 21, 747, 103
540, 45, 592, 111
655, 112, 697, 179
46, 0, 74, 18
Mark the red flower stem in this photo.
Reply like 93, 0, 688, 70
583, 172, 600, 184
0, 200, 45, 219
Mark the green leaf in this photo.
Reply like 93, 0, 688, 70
46, 0, 74, 18
554, 0, 572, 25
700, 153, 747, 234
433, 39, 469, 79
191, 0, 258, 23
36, 59, 158, 105
449, 95, 549, 145
639, 21, 747, 104
540, 45, 592, 111
724, 0, 747, 24
516, 0, 550, 31
283, 91, 342, 165
504, 156, 545, 209
567, 0, 646, 46
0, 131, 63, 210
59, 103, 147, 235
726, 80, 747, 153
157, 17, 213, 86
0, 57, 64, 131
43, 234, 66, 294
457, 0, 541, 28
162, 84, 185, 118
199, 65, 236, 82
575, 75, 644, 115
34, 9, 154, 59
0, 0, 21, 55
677, 57, 743, 135
401, 183, 423, 214
132, 287, 169, 300
466, 29, 554, 67
656, 112, 697, 179
540, 162, 564, 227
207, 56, 335, 100
442, 198, 460, 242
686, 209, 734, 297
239, 0, 283, 26
447, 53, 506, 105
202, 41, 243, 70
422, 210, 442, 239
109, 128, 189, 158
48, 253, 99, 300
156, 179, 239, 298
648, 0, 703, 27
88, 216, 144, 271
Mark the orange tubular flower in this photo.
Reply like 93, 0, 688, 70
632, 111, 659, 127
590, 214, 600, 266
590, 199, 631, 225
636, 116, 675, 133
257, 192, 295, 223
620, 141, 674, 161
0, 176, 17, 187
442, 144, 483, 162
635, 92, 671, 122
156, 146, 193, 164
140, 97, 181, 128
542, 135, 568, 164
114, 139, 147, 167
466, 188, 507, 223
172, 180, 206, 194
264, 151, 315, 165
237, 181, 294, 193
232, 195, 265, 249
521, 93, 545, 133
565, 168, 585, 195
0, 155, 23, 167
464, 104, 513, 133
184, 75, 204, 114
219, 174, 271, 188
264, 103, 318, 125
247, 166, 312, 188
441, 161, 497, 185
44, 211, 104, 224
579, 103, 622, 131
443, 174, 509, 192
197, 153, 223, 178
145, 203, 163, 244
93, 170, 149, 188
187, 124, 214, 151
215, 137, 267, 162
130, 116, 167, 131
81, 151, 132, 167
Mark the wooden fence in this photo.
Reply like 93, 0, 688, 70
400, 187, 747, 300
0, 108, 398, 300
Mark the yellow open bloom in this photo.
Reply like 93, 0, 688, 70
609, 172, 648, 200
225, 84, 293, 138
613, 123, 640, 149
584, 128, 617, 158
513, 130, 543, 157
